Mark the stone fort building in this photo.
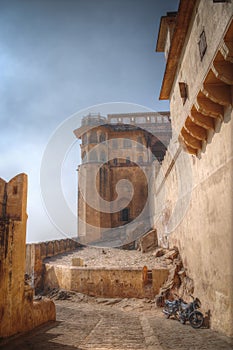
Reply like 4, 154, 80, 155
0, 0, 232, 341
74, 112, 172, 246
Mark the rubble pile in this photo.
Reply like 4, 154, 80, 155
153, 247, 194, 306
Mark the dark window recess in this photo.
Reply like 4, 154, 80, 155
99, 168, 103, 194
99, 133, 106, 142
126, 156, 130, 164
179, 82, 188, 104
198, 30, 207, 60
89, 131, 97, 143
213, 0, 229, 3
13, 186, 18, 195
99, 167, 107, 196
103, 168, 107, 183
113, 158, 118, 165
147, 270, 153, 284
121, 208, 129, 221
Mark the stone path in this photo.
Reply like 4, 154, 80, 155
1, 297, 233, 350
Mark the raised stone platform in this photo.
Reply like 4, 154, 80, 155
43, 246, 169, 299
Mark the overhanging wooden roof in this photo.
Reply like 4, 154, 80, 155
157, 0, 198, 100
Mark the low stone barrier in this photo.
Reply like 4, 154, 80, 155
44, 264, 169, 299
26, 238, 81, 291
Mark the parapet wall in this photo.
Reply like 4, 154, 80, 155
26, 238, 81, 291
44, 264, 169, 299
0, 174, 55, 338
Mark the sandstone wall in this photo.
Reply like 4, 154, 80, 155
44, 264, 169, 299
26, 238, 81, 291
170, 1, 233, 135
151, 111, 233, 336
0, 174, 55, 338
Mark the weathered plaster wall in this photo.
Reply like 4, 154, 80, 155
26, 238, 81, 291
0, 174, 55, 338
151, 112, 233, 336
44, 264, 169, 299
170, 1, 233, 135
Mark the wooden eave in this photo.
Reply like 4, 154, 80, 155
156, 13, 177, 52
158, 0, 198, 100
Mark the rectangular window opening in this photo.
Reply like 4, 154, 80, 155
198, 30, 207, 60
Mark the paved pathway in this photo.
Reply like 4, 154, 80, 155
1, 299, 233, 350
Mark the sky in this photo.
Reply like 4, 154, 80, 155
0, 0, 179, 242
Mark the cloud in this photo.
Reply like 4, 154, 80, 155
0, 0, 178, 242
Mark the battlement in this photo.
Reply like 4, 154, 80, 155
0, 173, 27, 221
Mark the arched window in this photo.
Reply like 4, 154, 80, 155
89, 131, 97, 144
99, 133, 106, 142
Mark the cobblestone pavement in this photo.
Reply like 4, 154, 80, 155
1, 297, 233, 350
45, 246, 168, 269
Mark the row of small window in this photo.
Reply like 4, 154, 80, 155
82, 150, 107, 162
82, 134, 144, 149
82, 151, 144, 164
112, 156, 144, 165
108, 116, 169, 124
112, 137, 144, 149
82, 132, 106, 145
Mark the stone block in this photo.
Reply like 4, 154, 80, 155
72, 258, 84, 267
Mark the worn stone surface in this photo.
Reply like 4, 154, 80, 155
1, 297, 233, 350
0, 174, 55, 338
25, 238, 81, 291
44, 265, 169, 299
152, 116, 233, 336
152, 1, 233, 335
44, 246, 169, 269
